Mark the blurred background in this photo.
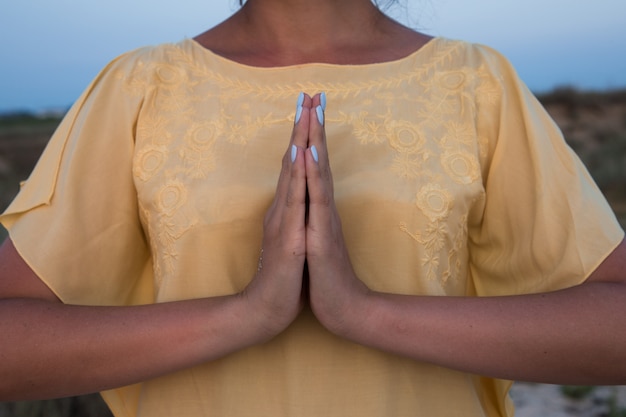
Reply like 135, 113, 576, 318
2, 0, 626, 113
1, 1, 625, 416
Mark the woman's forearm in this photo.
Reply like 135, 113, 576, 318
341, 281, 626, 385
0, 294, 263, 401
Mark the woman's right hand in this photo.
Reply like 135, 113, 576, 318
240, 93, 311, 340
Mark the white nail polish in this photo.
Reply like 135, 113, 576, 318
291, 145, 297, 162
320, 92, 327, 111
295, 106, 303, 124
296, 92, 305, 107
315, 105, 324, 125
311, 145, 319, 163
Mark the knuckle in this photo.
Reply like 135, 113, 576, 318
285, 189, 296, 208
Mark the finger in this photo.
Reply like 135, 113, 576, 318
269, 93, 311, 234
292, 92, 312, 149
306, 92, 332, 190
274, 93, 312, 205
283, 144, 307, 236
307, 92, 328, 170
306, 93, 334, 228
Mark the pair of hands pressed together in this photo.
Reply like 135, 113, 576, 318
1, 93, 625, 402
242, 92, 370, 340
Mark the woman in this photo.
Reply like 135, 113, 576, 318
1, 0, 625, 416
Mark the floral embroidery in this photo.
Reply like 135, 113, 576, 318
391, 152, 432, 180
185, 122, 220, 150
154, 63, 188, 86
399, 184, 457, 283
118, 38, 495, 291
150, 180, 196, 281
440, 150, 479, 185
415, 183, 453, 221
134, 145, 168, 181
435, 70, 467, 91
441, 214, 469, 284
388, 120, 426, 153
335, 111, 388, 145
221, 111, 286, 145
157, 179, 188, 216
176, 121, 221, 178
400, 220, 448, 283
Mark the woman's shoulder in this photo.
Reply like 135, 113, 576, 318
104, 41, 191, 72
418, 37, 520, 86
425, 37, 511, 65
89, 39, 208, 93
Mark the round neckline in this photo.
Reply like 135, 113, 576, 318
182, 36, 443, 72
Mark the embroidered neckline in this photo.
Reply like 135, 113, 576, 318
159, 37, 463, 99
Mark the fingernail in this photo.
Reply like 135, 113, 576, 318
294, 92, 305, 124
320, 92, 327, 111
315, 105, 324, 125
291, 145, 297, 162
311, 145, 319, 163
295, 106, 303, 124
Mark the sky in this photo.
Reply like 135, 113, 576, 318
1, 0, 625, 113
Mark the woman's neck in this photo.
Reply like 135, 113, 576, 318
194, 0, 432, 67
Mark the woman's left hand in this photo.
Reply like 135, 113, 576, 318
304, 93, 371, 337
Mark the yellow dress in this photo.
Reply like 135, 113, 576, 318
1, 38, 623, 417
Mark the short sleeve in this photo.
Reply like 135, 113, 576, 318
0, 50, 154, 307
468, 45, 624, 296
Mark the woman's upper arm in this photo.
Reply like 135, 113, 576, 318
0, 238, 61, 303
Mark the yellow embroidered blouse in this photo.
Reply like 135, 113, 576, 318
2, 38, 623, 417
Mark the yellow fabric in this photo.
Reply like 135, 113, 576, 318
2, 37, 623, 417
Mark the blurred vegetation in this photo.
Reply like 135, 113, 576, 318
536, 87, 626, 227
0, 88, 625, 416
560, 385, 626, 416
0, 395, 112, 417
0, 111, 63, 132
561, 385, 597, 400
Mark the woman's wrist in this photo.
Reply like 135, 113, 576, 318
236, 282, 300, 344
312, 277, 377, 342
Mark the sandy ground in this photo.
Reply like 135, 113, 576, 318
511, 383, 626, 417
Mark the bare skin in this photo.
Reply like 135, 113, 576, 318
1, 0, 626, 402
193, 0, 432, 67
